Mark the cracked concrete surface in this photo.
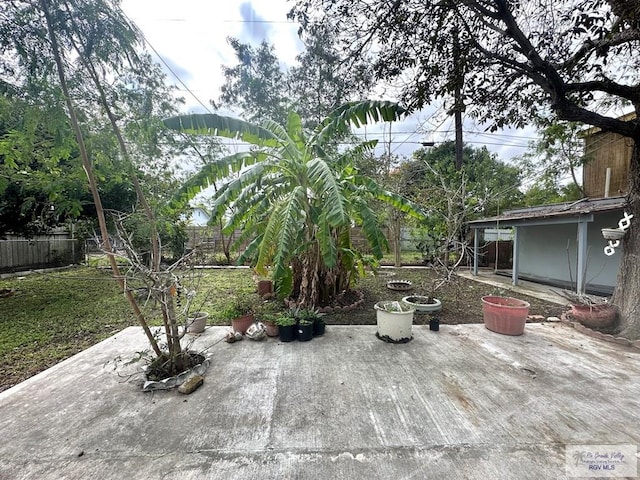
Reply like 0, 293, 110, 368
1, 323, 639, 479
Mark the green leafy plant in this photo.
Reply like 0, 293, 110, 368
296, 308, 321, 325
164, 101, 426, 309
275, 311, 297, 327
219, 298, 253, 320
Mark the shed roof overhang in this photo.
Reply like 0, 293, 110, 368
468, 196, 627, 229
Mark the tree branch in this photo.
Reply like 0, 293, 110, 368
565, 79, 640, 102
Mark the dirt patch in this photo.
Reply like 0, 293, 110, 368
324, 268, 565, 326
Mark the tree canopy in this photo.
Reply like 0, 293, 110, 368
218, 30, 372, 127
0, 0, 195, 240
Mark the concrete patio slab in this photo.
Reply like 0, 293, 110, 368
1, 323, 638, 479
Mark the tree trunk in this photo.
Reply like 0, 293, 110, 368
612, 138, 640, 340
39, 0, 161, 355
393, 215, 402, 267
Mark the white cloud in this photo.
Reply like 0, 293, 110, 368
120, 0, 301, 113
120, 0, 537, 160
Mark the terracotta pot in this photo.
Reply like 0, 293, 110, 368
257, 280, 273, 297
263, 320, 279, 337
481, 296, 530, 336
231, 314, 254, 334
570, 304, 618, 329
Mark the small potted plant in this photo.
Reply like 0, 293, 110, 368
295, 308, 317, 341
276, 311, 297, 342
221, 298, 255, 334
255, 301, 283, 337
296, 308, 324, 337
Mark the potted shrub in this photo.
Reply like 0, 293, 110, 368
374, 301, 415, 343
554, 290, 619, 330
221, 298, 255, 334
255, 301, 283, 337
481, 296, 530, 336
276, 312, 297, 342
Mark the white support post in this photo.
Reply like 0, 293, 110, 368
512, 226, 520, 286
473, 228, 479, 275
576, 220, 588, 294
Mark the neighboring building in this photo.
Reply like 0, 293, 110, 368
468, 113, 635, 295
187, 207, 211, 226
582, 112, 635, 198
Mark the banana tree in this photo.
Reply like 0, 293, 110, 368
164, 101, 425, 308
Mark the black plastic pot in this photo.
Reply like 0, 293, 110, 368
429, 318, 440, 331
313, 319, 326, 336
297, 322, 314, 341
278, 324, 297, 342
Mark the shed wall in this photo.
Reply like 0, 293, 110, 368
517, 211, 622, 293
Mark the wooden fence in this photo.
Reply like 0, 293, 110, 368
0, 231, 83, 273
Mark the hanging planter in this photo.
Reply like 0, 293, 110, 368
601, 228, 626, 240
481, 296, 530, 336
374, 301, 415, 343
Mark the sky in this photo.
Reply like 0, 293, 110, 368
119, 0, 538, 162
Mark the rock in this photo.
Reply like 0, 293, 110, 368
527, 315, 545, 322
178, 375, 204, 394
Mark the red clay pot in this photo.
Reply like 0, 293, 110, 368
570, 304, 618, 330
231, 314, 254, 334
481, 296, 530, 336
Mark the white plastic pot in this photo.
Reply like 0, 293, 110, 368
374, 301, 415, 342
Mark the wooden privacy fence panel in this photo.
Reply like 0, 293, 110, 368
0, 233, 82, 273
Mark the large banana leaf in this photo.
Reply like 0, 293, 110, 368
163, 113, 280, 147
354, 175, 427, 220
310, 100, 406, 148
307, 157, 348, 226
169, 151, 263, 210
